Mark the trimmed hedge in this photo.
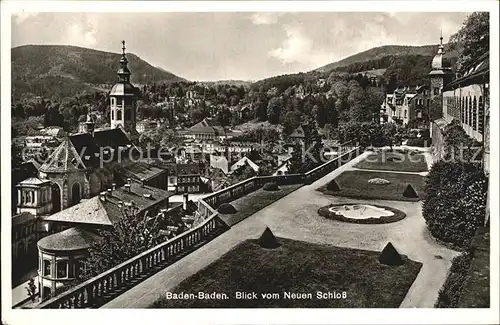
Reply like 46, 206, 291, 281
317, 203, 406, 224
422, 161, 488, 248
262, 182, 280, 191
218, 203, 238, 214
435, 251, 473, 308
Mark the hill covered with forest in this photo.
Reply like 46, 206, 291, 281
12, 44, 185, 99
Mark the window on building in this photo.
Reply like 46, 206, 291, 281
461, 98, 465, 123
433, 87, 440, 95
111, 110, 114, 120
43, 260, 51, 276
472, 97, 477, 131
117, 110, 122, 120
404, 110, 407, 118
468, 97, 473, 126
478, 96, 484, 134
56, 260, 68, 278
111, 97, 116, 106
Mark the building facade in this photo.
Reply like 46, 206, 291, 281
437, 52, 490, 172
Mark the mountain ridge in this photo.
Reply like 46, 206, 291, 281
314, 43, 458, 73
12, 44, 186, 99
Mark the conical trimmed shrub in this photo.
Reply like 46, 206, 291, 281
403, 184, 418, 198
263, 182, 280, 191
326, 179, 341, 192
218, 203, 237, 214
258, 227, 280, 249
378, 242, 404, 266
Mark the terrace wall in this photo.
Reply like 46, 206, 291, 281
37, 141, 359, 309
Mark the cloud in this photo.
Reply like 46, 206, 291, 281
63, 22, 98, 48
12, 12, 39, 24
269, 24, 333, 68
250, 13, 283, 25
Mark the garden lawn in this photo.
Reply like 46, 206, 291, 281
151, 238, 422, 308
218, 184, 302, 226
318, 170, 425, 202
354, 151, 428, 172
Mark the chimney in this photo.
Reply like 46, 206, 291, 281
160, 208, 168, 218
124, 183, 131, 192
112, 183, 117, 190
107, 189, 112, 197
183, 193, 189, 211
127, 178, 132, 185
99, 191, 107, 202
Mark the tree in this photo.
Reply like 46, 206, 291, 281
43, 103, 64, 127
282, 110, 302, 135
287, 142, 304, 174
266, 97, 283, 124
449, 12, 489, 73
78, 204, 163, 281
382, 122, 406, 150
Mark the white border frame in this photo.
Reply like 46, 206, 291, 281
1, 2, 499, 325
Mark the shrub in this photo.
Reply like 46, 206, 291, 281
258, 227, 280, 249
263, 182, 280, 191
218, 203, 237, 214
378, 242, 404, 266
326, 179, 341, 191
403, 184, 419, 198
422, 162, 488, 247
435, 251, 473, 307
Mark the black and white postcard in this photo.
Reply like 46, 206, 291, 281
1, 1, 498, 325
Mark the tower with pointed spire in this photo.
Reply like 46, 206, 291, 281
109, 40, 139, 133
428, 34, 454, 99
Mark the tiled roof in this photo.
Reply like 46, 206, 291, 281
39, 138, 87, 173
109, 82, 139, 96
231, 157, 260, 172
93, 128, 132, 148
42, 182, 172, 226
18, 177, 51, 186
12, 212, 35, 226
445, 52, 489, 90
115, 162, 167, 182
37, 227, 101, 252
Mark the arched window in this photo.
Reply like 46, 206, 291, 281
472, 96, 477, 131
461, 98, 464, 123
468, 97, 472, 127
71, 182, 81, 205
464, 98, 468, 125
478, 96, 484, 134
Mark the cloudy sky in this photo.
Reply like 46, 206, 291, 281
11, 12, 469, 81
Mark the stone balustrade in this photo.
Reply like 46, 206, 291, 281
38, 215, 226, 309
37, 140, 358, 309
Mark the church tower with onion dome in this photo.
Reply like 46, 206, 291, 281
428, 34, 454, 99
109, 40, 139, 133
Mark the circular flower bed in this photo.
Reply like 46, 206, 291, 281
317, 203, 406, 224
368, 178, 391, 185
